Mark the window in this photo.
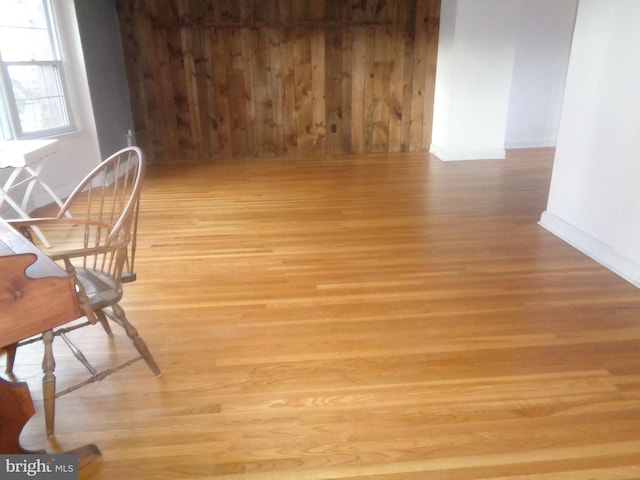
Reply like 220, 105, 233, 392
0, 0, 73, 140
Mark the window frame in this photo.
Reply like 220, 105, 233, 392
0, 0, 75, 141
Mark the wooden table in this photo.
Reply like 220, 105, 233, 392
0, 218, 81, 437
0, 219, 102, 464
0, 218, 81, 347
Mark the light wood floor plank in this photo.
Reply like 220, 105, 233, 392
4, 149, 640, 479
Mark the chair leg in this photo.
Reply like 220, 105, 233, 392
95, 310, 114, 336
41, 330, 56, 437
5, 343, 17, 374
109, 304, 162, 377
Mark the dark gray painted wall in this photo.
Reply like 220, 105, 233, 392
73, 0, 135, 158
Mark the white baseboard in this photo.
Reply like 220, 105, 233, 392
429, 143, 506, 161
539, 211, 640, 288
504, 138, 557, 149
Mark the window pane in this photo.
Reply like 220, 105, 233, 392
0, 108, 12, 140
0, 0, 48, 28
0, 27, 53, 61
9, 64, 70, 133
0, 0, 53, 61
0, 0, 71, 138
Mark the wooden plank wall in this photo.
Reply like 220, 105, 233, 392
115, 0, 441, 163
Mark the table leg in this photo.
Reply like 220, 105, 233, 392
23, 163, 69, 214
0, 168, 52, 248
5, 342, 17, 374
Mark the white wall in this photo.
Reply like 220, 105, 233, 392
430, 0, 518, 161
430, 0, 577, 160
540, 0, 640, 287
0, 0, 100, 215
505, 0, 577, 148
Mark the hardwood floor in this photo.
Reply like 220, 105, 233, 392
5, 149, 640, 479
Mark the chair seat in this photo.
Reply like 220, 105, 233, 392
76, 268, 122, 309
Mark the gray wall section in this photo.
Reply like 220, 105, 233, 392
73, 0, 135, 158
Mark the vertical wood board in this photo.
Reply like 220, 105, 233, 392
115, 0, 441, 162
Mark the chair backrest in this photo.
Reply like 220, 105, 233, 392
59, 147, 144, 236
54, 147, 145, 281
